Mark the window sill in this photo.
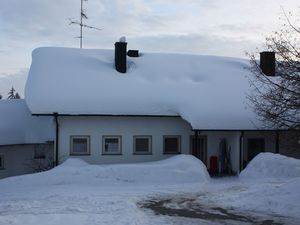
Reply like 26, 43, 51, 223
102, 153, 122, 155
70, 153, 91, 156
133, 152, 152, 155
163, 152, 181, 155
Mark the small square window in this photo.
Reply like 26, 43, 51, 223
70, 136, 90, 155
134, 136, 152, 154
34, 146, 46, 159
0, 155, 4, 169
164, 135, 181, 154
102, 136, 122, 155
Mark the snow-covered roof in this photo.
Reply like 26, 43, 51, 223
25, 47, 262, 130
0, 100, 54, 145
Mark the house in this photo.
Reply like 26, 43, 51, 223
0, 99, 54, 179
19, 39, 300, 175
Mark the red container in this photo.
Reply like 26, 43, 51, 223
210, 156, 219, 175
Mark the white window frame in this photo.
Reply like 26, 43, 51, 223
163, 135, 181, 154
133, 135, 152, 155
102, 136, 122, 155
0, 155, 4, 169
70, 135, 91, 155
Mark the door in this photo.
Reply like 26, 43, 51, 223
190, 135, 207, 165
247, 138, 265, 162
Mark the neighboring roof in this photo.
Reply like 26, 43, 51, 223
25, 47, 262, 130
0, 99, 54, 145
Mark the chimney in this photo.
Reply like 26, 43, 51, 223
127, 50, 139, 57
115, 37, 127, 73
260, 51, 275, 76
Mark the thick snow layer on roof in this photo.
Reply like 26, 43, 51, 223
0, 100, 54, 145
25, 47, 262, 129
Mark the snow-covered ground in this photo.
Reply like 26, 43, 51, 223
0, 153, 299, 225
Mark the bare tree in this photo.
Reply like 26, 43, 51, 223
247, 9, 300, 130
69, 0, 101, 48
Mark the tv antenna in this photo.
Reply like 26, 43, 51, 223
69, 0, 102, 48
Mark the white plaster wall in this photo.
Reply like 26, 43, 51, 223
0, 144, 53, 179
58, 116, 194, 164
58, 116, 242, 173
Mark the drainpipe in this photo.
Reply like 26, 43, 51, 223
275, 130, 279, 153
194, 130, 198, 156
53, 112, 59, 166
239, 131, 244, 172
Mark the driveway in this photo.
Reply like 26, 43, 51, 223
140, 195, 297, 225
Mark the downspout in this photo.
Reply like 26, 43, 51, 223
53, 112, 59, 166
193, 130, 198, 156
275, 130, 279, 153
239, 131, 244, 172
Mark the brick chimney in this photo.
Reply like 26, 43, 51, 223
115, 37, 127, 73
260, 51, 275, 76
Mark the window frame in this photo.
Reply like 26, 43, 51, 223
70, 135, 91, 156
133, 135, 152, 155
163, 135, 181, 154
0, 155, 4, 169
102, 135, 122, 155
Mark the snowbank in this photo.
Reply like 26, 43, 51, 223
25, 47, 262, 130
0, 99, 54, 145
0, 155, 209, 189
240, 153, 300, 180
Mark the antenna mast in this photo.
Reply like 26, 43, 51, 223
69, 0, 101, 48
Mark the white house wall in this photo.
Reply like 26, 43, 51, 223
58, 116, 242, 174
58, 116, 194, 164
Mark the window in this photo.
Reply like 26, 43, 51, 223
0, 155, 4, 169
164, 135, 181, 154
34, 145, 46, 159
70, 136, 90, 155
102, 136, 122, 155
133, 136, 152, 154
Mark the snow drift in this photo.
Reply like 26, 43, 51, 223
240, 152, 300, 180
0, 155, 209, 189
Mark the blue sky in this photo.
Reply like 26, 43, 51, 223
0, 0, 299, 97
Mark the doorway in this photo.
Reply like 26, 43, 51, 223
247, 138, 265, 162
190, 135, 207, 166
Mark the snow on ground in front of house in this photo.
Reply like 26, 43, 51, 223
0, 155, 208, 225
0, 153, 300, 225
239, 152, 300, 180
193, 153, 300, 219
